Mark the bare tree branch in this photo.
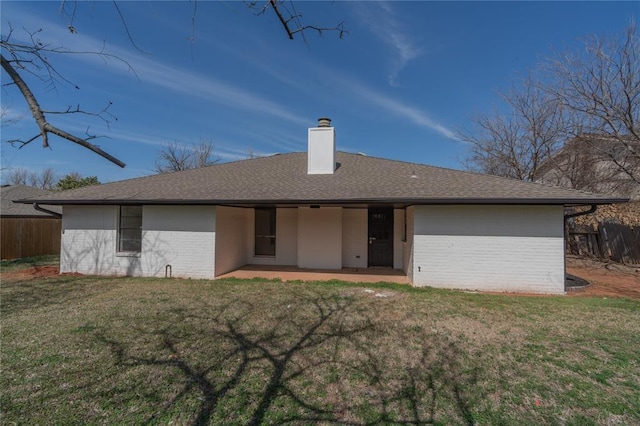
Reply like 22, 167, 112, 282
2, 25, 136, 92
247, 0, 347, 42
43, 102, 117, 125
545, 21, 640, 186
112, 0, 149, 54
153, 140, 219, 174
461, 21, 640, 199
536, 135, 639, 197
7, 133, 41, 148
1, 54, 126, 167
458, 76, 566, 181
1, 23, 134, 168
8, 168, 28, 186
2, 2, 346, 170
7, 167, 58, 189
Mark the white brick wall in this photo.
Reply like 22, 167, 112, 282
61, 205, 216, 279
61, 203, 563, 292
411, 205, 565, 294
142, 205, 216, 279
60, 205, 119, 274
342, 209, 367, 268
298, 207, 342, 269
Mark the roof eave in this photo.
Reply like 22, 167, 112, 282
13, 196, 630, 206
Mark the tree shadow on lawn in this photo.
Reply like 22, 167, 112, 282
346, 334, 479, 425
0, 276, 118, 316
94, 290, 480, 425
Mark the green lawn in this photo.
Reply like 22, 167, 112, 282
1, 260, 639, 425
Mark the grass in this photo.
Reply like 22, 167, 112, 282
0, 254, 59, 271
1, 259, 639, 425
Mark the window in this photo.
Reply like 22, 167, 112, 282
118, 206, 142, 252
255, 207, 276, 256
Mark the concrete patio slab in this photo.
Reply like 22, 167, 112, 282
217, 265, 410, 284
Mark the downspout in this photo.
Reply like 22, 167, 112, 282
564, 204, 597, 220
563, 204, 598, 293
564, 204, 598, 243
33, 203, 62, 218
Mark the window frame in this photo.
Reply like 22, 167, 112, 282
117, 205, 142, 254
254, 207, 276, 257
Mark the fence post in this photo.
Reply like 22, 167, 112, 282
598, 224, 610, 261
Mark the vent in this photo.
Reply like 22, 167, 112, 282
317, 117, 331, 127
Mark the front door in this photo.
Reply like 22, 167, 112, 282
368, 208, 394, 267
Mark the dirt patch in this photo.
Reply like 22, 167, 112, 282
566, 255, 640, 299
1, 266, 81, 280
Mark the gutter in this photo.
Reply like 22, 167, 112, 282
14, 197, 629, 207
564, 204, 597, 220
33, 203, 62, 218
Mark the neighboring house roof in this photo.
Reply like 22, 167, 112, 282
535, 135, 640, 200
1, 185, 62, 217
14, 152, 626, 207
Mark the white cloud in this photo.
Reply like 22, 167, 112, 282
234, 127, 306, 153
1, 105, 27, 126
125, 56, 309, 126
102, 129, 168, 148
301, 64, 458, 141
347, 80, 458, 140
3, 4, 457, 155
3, 9, 308, 126
352, 2, 423, 86
207, 38, 456, 140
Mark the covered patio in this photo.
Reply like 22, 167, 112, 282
216, 265, 410, 284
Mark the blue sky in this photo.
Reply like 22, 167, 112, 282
1, 1, 638, 183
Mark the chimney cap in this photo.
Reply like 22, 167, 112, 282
317, 117, 332, 127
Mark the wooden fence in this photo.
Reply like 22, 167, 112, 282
567, 221, 640, 265
1, 217, 61, 260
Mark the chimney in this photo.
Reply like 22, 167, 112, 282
307, 117, 336, 175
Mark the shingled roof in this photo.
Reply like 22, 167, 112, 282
13, 152, 627, 206
1, 185, 62, 216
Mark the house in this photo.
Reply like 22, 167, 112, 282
535, 135, 640, 264
535, 134, 640, 200
1, 185, 62, 260
16, 119, 627, 293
